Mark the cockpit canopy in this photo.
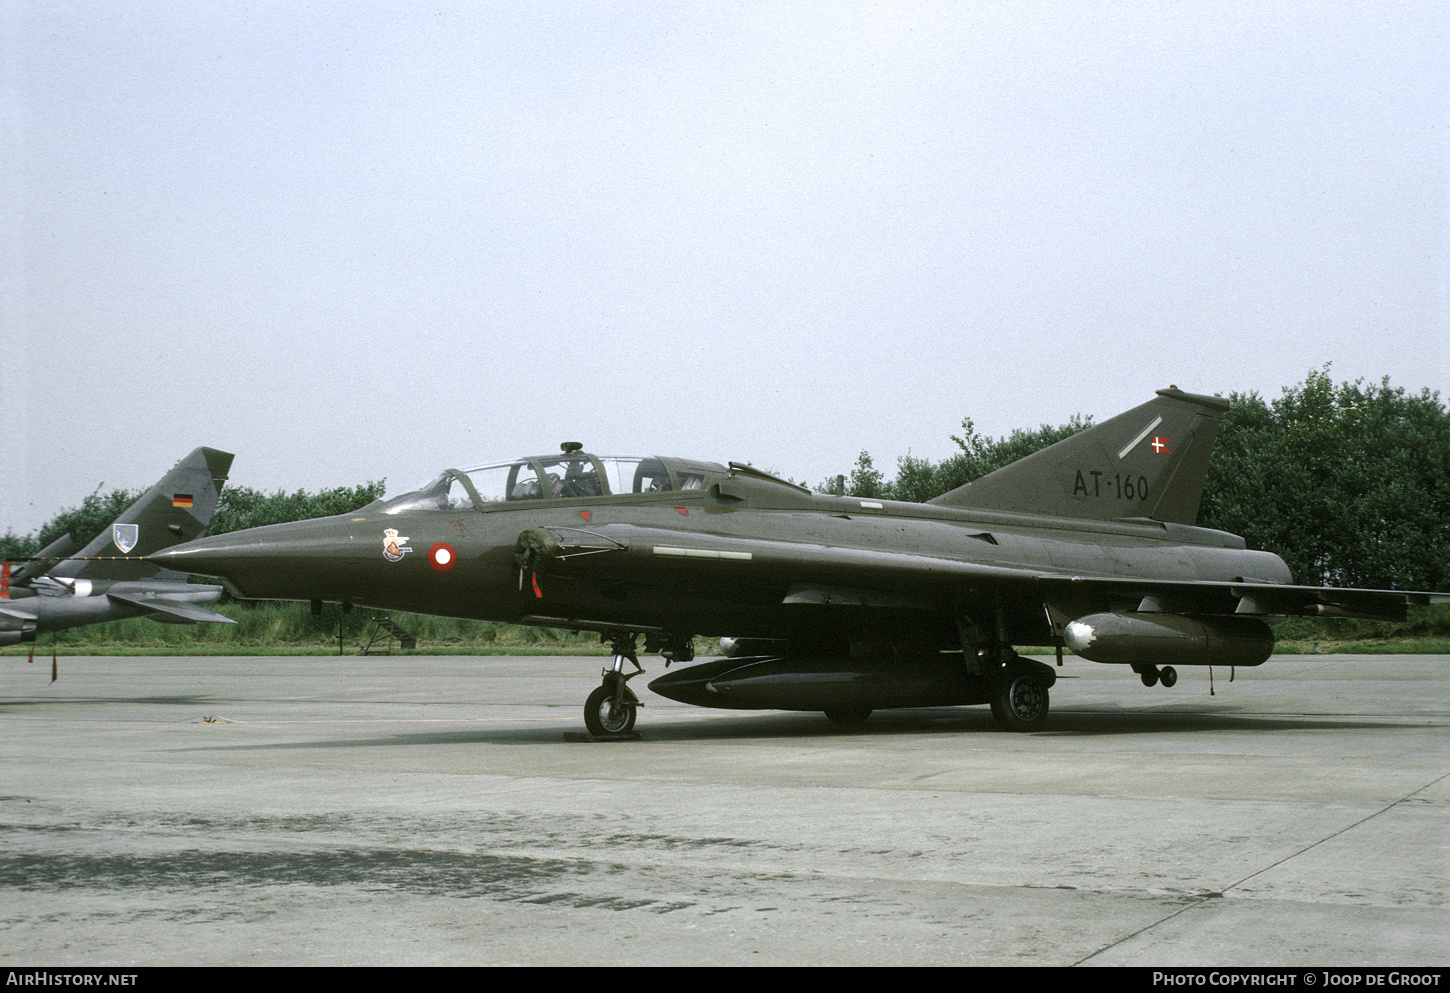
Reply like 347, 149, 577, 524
380, 453, 730, 514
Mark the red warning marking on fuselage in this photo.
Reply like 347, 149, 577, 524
675, 507, 688, 515
578, 511, 591, 521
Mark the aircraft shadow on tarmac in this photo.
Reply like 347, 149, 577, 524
0, 694, 218, 710
161, 704, 1408, 752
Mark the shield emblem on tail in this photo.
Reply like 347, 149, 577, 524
113, 524, 139, 554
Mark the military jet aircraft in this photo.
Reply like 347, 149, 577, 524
149, 390, 1445, 735
2, 447, 237, 662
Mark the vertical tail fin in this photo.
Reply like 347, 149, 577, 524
54, 447, 234, 581
927, 388, 1229, 525
7, 533, 79, 586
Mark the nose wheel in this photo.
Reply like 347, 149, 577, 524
583, 631, 644, 738
585, 681, 637, 735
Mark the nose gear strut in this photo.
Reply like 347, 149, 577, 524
584, 630, 645, 737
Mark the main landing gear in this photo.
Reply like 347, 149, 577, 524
987, 657, 1055, 732
961, 603, 1054, 732
584, 632, 645, 737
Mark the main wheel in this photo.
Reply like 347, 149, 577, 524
990, 667, 1050, 731
824, 706, 872, 726
584, 684, 637, 736
1159, 666, 1178, 688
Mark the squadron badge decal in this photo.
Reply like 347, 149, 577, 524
113, 524, 139, 554
383, 528, 413, 562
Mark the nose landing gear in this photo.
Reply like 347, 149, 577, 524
584, 631, 645, 738
585, 679, 638, 736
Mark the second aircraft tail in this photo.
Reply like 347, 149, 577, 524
54, 447, 235, 581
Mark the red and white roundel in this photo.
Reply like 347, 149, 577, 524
428, 542, 457, 571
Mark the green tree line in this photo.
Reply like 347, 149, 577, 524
208, 482, 386, 536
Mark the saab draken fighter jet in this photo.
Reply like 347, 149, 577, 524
2, 447, 236, 659
151, 390, 1446, 735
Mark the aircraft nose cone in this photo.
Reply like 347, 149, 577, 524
147, 520, 355, 600
148, 533, 242, 575
147, 532, 275, 596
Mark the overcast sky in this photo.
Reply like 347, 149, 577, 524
3, 1, 1446, 535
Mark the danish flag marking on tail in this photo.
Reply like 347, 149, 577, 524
1117, 417, 1163, 460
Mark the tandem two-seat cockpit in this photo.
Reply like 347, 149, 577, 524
377, 444, 732, 515
367, 444, 735, 737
